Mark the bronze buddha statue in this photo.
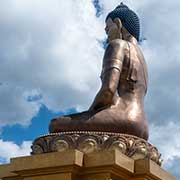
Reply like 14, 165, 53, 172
49, 3, 149, 140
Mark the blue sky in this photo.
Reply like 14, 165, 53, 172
1, 106, 76, 144
0, 0, 180, 179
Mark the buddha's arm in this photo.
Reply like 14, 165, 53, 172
89, 40, 125, 111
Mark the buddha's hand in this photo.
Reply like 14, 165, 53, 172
89, 89, 113, 111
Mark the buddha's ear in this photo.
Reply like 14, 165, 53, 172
114, 18, 122, 30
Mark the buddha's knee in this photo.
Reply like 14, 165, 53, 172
49, 117, 66, 133
49, 118, 58, 133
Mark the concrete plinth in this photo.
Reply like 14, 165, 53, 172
0, 149, 175, 180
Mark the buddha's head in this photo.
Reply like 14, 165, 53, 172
105, 3, 140, 43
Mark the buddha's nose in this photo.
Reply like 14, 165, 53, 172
105, 26, 108, 34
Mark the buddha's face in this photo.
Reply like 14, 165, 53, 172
105, 17, 133, 43
105, 18, 122, 43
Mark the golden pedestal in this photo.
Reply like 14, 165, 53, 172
0, 149, 175, 180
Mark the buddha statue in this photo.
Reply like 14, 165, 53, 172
49, 3, 149, 140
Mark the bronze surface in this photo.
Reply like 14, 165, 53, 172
49, 17, 149, 140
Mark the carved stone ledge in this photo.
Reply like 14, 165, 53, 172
31, 131, 162, 166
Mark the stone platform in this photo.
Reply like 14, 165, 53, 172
31, 131, 162, 165
0, 149, 175, 180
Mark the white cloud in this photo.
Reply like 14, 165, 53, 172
0, 0, 105, 128
165, 156, 180, 179
149, 122, 180, 178
0, 84, 40, 127
149, 122, 180, 163
0, 0, 179, 128
0, 140, 31, 163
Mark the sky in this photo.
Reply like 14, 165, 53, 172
0, 0, 180, 178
